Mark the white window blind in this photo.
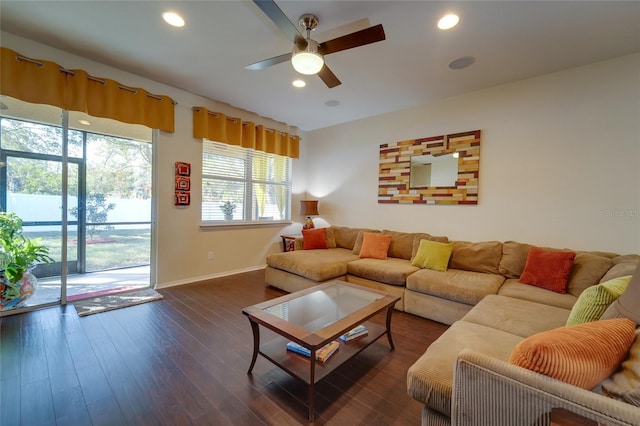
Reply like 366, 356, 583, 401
202, 140, 292, 223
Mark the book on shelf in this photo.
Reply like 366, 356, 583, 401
339, 324, 368, 342
286, 340, 340, 362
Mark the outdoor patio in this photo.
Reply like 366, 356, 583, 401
22, 265, 150, 308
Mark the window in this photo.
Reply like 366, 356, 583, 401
202, 140, 291, 223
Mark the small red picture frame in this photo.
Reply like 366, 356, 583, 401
175, 176, 190, 191
175, 161, 191, 176
175, 191, 190, 206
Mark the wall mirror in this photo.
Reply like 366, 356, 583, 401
378, 130, 481, 205
410, 153, 459, 188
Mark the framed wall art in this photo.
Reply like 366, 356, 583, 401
174, 161, 191, 206
378, 130, 480, 205
175, 191, 190, 206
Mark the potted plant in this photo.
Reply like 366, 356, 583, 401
0, 212, 53, 310
220, 201, 236, 221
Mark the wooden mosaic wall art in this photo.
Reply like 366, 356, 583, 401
378, 130, 480, 205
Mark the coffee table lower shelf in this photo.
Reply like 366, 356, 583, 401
258, 322, 387, 385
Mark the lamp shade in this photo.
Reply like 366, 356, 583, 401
300, 200, 319, 216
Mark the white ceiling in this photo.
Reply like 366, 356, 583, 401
1, 1, 639, 132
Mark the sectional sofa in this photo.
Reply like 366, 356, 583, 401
265, 226, 640, 425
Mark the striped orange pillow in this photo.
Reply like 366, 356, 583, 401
509, 318, 636, 389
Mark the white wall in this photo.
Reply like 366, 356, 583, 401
2, 32, 309, 288
305, 53, 640, 254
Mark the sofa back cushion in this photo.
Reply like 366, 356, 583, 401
410, 233, 450, 260
330, 226, 378, 250
499, 241, 533, 278
566, 252, 613, 297
600, 257, 640, 283
450, 241, 503, 274
382, 230, 447, 260
381, 230, 415, 260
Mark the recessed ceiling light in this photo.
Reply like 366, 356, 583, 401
324, 100, 340, 107
438, 14, 459, 30
292, 79, 306, 88
79, 119, 91, 126
163, 11, 185, 27
449, 56, 476, 70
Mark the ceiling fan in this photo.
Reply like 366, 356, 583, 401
245, 0, 386, 88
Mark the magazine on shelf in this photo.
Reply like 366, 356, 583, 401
286, 340, 340, 362
339, 324, 368, 342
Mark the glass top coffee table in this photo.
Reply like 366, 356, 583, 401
242, 280, 400, 423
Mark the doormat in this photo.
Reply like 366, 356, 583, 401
74, 288, 163, 317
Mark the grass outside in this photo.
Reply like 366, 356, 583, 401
27, 228, 150, 272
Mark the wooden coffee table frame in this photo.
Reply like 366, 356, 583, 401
242, 281, 400, 424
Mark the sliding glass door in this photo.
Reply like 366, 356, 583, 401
0, 96, 153, 314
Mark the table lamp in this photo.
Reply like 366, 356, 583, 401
300, 200, 319, 230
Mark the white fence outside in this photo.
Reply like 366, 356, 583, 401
7, 193, 151, 233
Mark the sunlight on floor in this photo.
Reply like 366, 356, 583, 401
24, 265, 150, 307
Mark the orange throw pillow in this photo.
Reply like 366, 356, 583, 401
519, 247, 576, 293
302, 228, 328, 250
509, 318, 636, 390
359, 232, 392, 260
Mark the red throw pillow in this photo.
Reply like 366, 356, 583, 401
519, 247, 576, 293
359, 232, 392, 260
302, 228, 328, 250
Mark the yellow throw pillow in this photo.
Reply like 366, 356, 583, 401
358, 232, 392, 260
410, 239, 453, 272
509, 318, 636, 390
566, 275, 631, 326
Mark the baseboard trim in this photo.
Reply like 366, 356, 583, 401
156, 265, 266, 289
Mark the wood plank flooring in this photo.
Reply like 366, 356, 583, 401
0, 270, 448, 425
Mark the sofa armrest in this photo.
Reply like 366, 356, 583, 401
451, 349, 640, 426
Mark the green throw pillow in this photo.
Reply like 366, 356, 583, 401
411, 239, 453, 272
566, 275, 631, 326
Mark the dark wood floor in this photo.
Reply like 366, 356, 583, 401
0, 270, 448, 425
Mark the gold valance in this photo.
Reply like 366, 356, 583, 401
193, 107, 299, 159
0, 47, 175, 132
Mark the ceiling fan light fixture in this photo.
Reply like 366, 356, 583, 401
291, 39, 324, 75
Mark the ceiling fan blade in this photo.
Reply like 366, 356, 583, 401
253, 0, 306, 48
245, 53, 291, 71
318, 24, 385, 56
318, 65, 341, 88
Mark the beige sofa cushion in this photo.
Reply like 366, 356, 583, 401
266, 248, 359, 282
407, 321, 523, 416
330, 226, 378, 250
601, 258, 640, 283
498, 278, 577, 309
381, 230, 415, 260
410, 233, 450, 259
462, 295, 571, 337
566, 252, 613, 297
347, 257, 419, 286
406, 268, 505, 305
450, 240, 503, 274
